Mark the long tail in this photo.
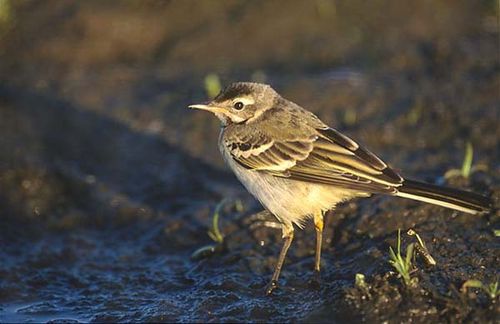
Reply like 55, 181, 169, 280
396, 179, 491, 215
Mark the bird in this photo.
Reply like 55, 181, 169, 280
189, 82, 491, 295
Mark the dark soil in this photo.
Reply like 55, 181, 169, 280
0, 1, 498, 322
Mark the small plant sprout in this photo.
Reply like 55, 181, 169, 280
343, 108, 357, 126
494, 229, 500, 237
407, 229, 436, 266
207, 198, 227, 244
461, 141, 473, 177
354, 273, 370, 297
355, 273, 367, 289
444, 141, 488, 179
234, 199, 245, 213
204, 73, 222, 99
0, 0, 12, 28
407, 97, 423, 126
389, 229, 416, 287
191, 199, 238, 260
461, 279, 499, 300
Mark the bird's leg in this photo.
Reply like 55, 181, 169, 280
311, 211, 324, 286
266, 223, 294, 295
314, 211, 324, 272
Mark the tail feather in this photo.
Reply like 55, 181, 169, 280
396, 179, 491, 215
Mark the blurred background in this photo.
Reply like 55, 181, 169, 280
0, 1, 498, 322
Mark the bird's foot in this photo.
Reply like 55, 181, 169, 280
309, 270, 321, 290
265, 280, 279, 296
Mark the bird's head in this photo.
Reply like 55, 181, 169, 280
189, 82, 278, 125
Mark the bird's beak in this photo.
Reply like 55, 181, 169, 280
188, 103, 225, 114
188, 104, 210, 110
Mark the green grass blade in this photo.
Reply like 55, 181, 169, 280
397, 229, 401, 255
487, 281, 498, 299
405, 243, 414, 269
207, 198, 228, 244
461, 141, 473, 178
461, 279, 484, 291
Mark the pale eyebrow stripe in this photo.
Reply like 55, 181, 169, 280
233, 97, 255, 105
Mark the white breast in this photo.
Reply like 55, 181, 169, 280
218, 133, 360, 228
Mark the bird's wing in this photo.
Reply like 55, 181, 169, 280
224, 127, 403, 194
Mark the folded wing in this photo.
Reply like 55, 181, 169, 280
225, 127, 404, 194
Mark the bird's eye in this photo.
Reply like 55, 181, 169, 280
233, 102, 244, 110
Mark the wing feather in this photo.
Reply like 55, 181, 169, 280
225, 126, 403, 193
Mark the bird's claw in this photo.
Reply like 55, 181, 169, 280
265, 280, 279, 296
309, 270, 321, 290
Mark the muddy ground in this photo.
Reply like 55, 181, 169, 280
0, 1, 498, 322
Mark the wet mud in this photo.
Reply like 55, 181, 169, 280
0, 1, 498, 322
